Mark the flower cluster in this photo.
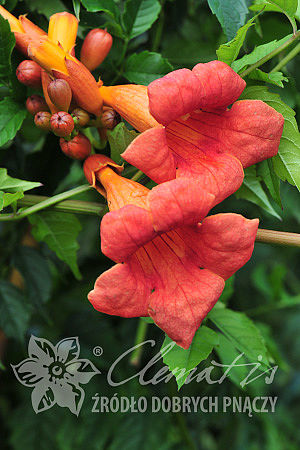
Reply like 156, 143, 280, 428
1, 6, 285, 348
0, 6, 118, 160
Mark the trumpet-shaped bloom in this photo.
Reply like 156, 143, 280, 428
84, 155, 258, 349
100, 61, 284, 205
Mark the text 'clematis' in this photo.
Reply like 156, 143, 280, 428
84, 155, 259, 349
100, 61, 284, 205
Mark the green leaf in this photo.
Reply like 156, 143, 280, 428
250, 0, 298, 33
81, 0, 120, 20
124, 51, 173, 85
0, 168, 41, 193
0, 190, 24, 211
216, 15, 256, 66
0, 98, 27, 147
209, 307, 270, 368
24, 0, 67, 18
28, 212, 82, 279
108, 122, 139, 164
257, 159, 282, 208
0, 281, 31, 342
12, 246, 52, 309
162, 326, 219, 389
240, 86, 300, 191
232, 34, 293, 73
215, 333, 251, 388
207, 0, 249, 40
236, 166, 281, 219
0, 15, 15, 84
248, 69, 288, 87
72, 0, 81, 19
123, 0, 161, 39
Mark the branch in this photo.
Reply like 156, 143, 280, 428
240, 30, 300, 78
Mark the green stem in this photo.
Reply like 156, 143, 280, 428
17, 195, 105, 216
130, 320, 148, 366
0, 185, 92, 221
240, 30, 300, 78
270, 41, 300, 72
130, 170, 144, 181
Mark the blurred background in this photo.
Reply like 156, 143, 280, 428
0, 0, 300, 448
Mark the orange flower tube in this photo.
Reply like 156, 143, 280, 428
99, 85, 159, 132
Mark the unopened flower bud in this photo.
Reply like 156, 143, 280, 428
50, 112, 74, 137
60, 133, 91, 160
16, 60, 42, 89
71, 108, 90, 127
34, 111, 52, 131
80, 29, 113, 71
101, 107, 120, 129
26, 95, 49, 115
47, 79, 72, 112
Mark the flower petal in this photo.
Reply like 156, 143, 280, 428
147, 61, 246, 126
122, 127, 176, 184
11, 358, 49, 387
55, 337, 80, 364
215, 100, 284, 167
88, 260, 151, 317
28, 335, 55, 366
148, 267, 224, 349
148, 178, 215, 232
51, 379, 84, 416
32, 380, 55, 413
48, 12, 78, 54
192, 61, 246, 111
66, 359, 100, 385
181, 213, 259, 280
101, 205, 156, 262
166, 121, 244, 205
148, 68, 203, 126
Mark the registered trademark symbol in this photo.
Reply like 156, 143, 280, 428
93, 346, 103, 357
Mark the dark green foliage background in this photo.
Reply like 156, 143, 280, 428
0, 0, 300, 448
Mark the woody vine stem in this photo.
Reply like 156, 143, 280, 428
0, 185, 299, 248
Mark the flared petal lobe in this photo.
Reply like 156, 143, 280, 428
147, 61, 246, 126
123, 126, 244, 205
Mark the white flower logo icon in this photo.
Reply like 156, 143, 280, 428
12, 335, 100, 415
